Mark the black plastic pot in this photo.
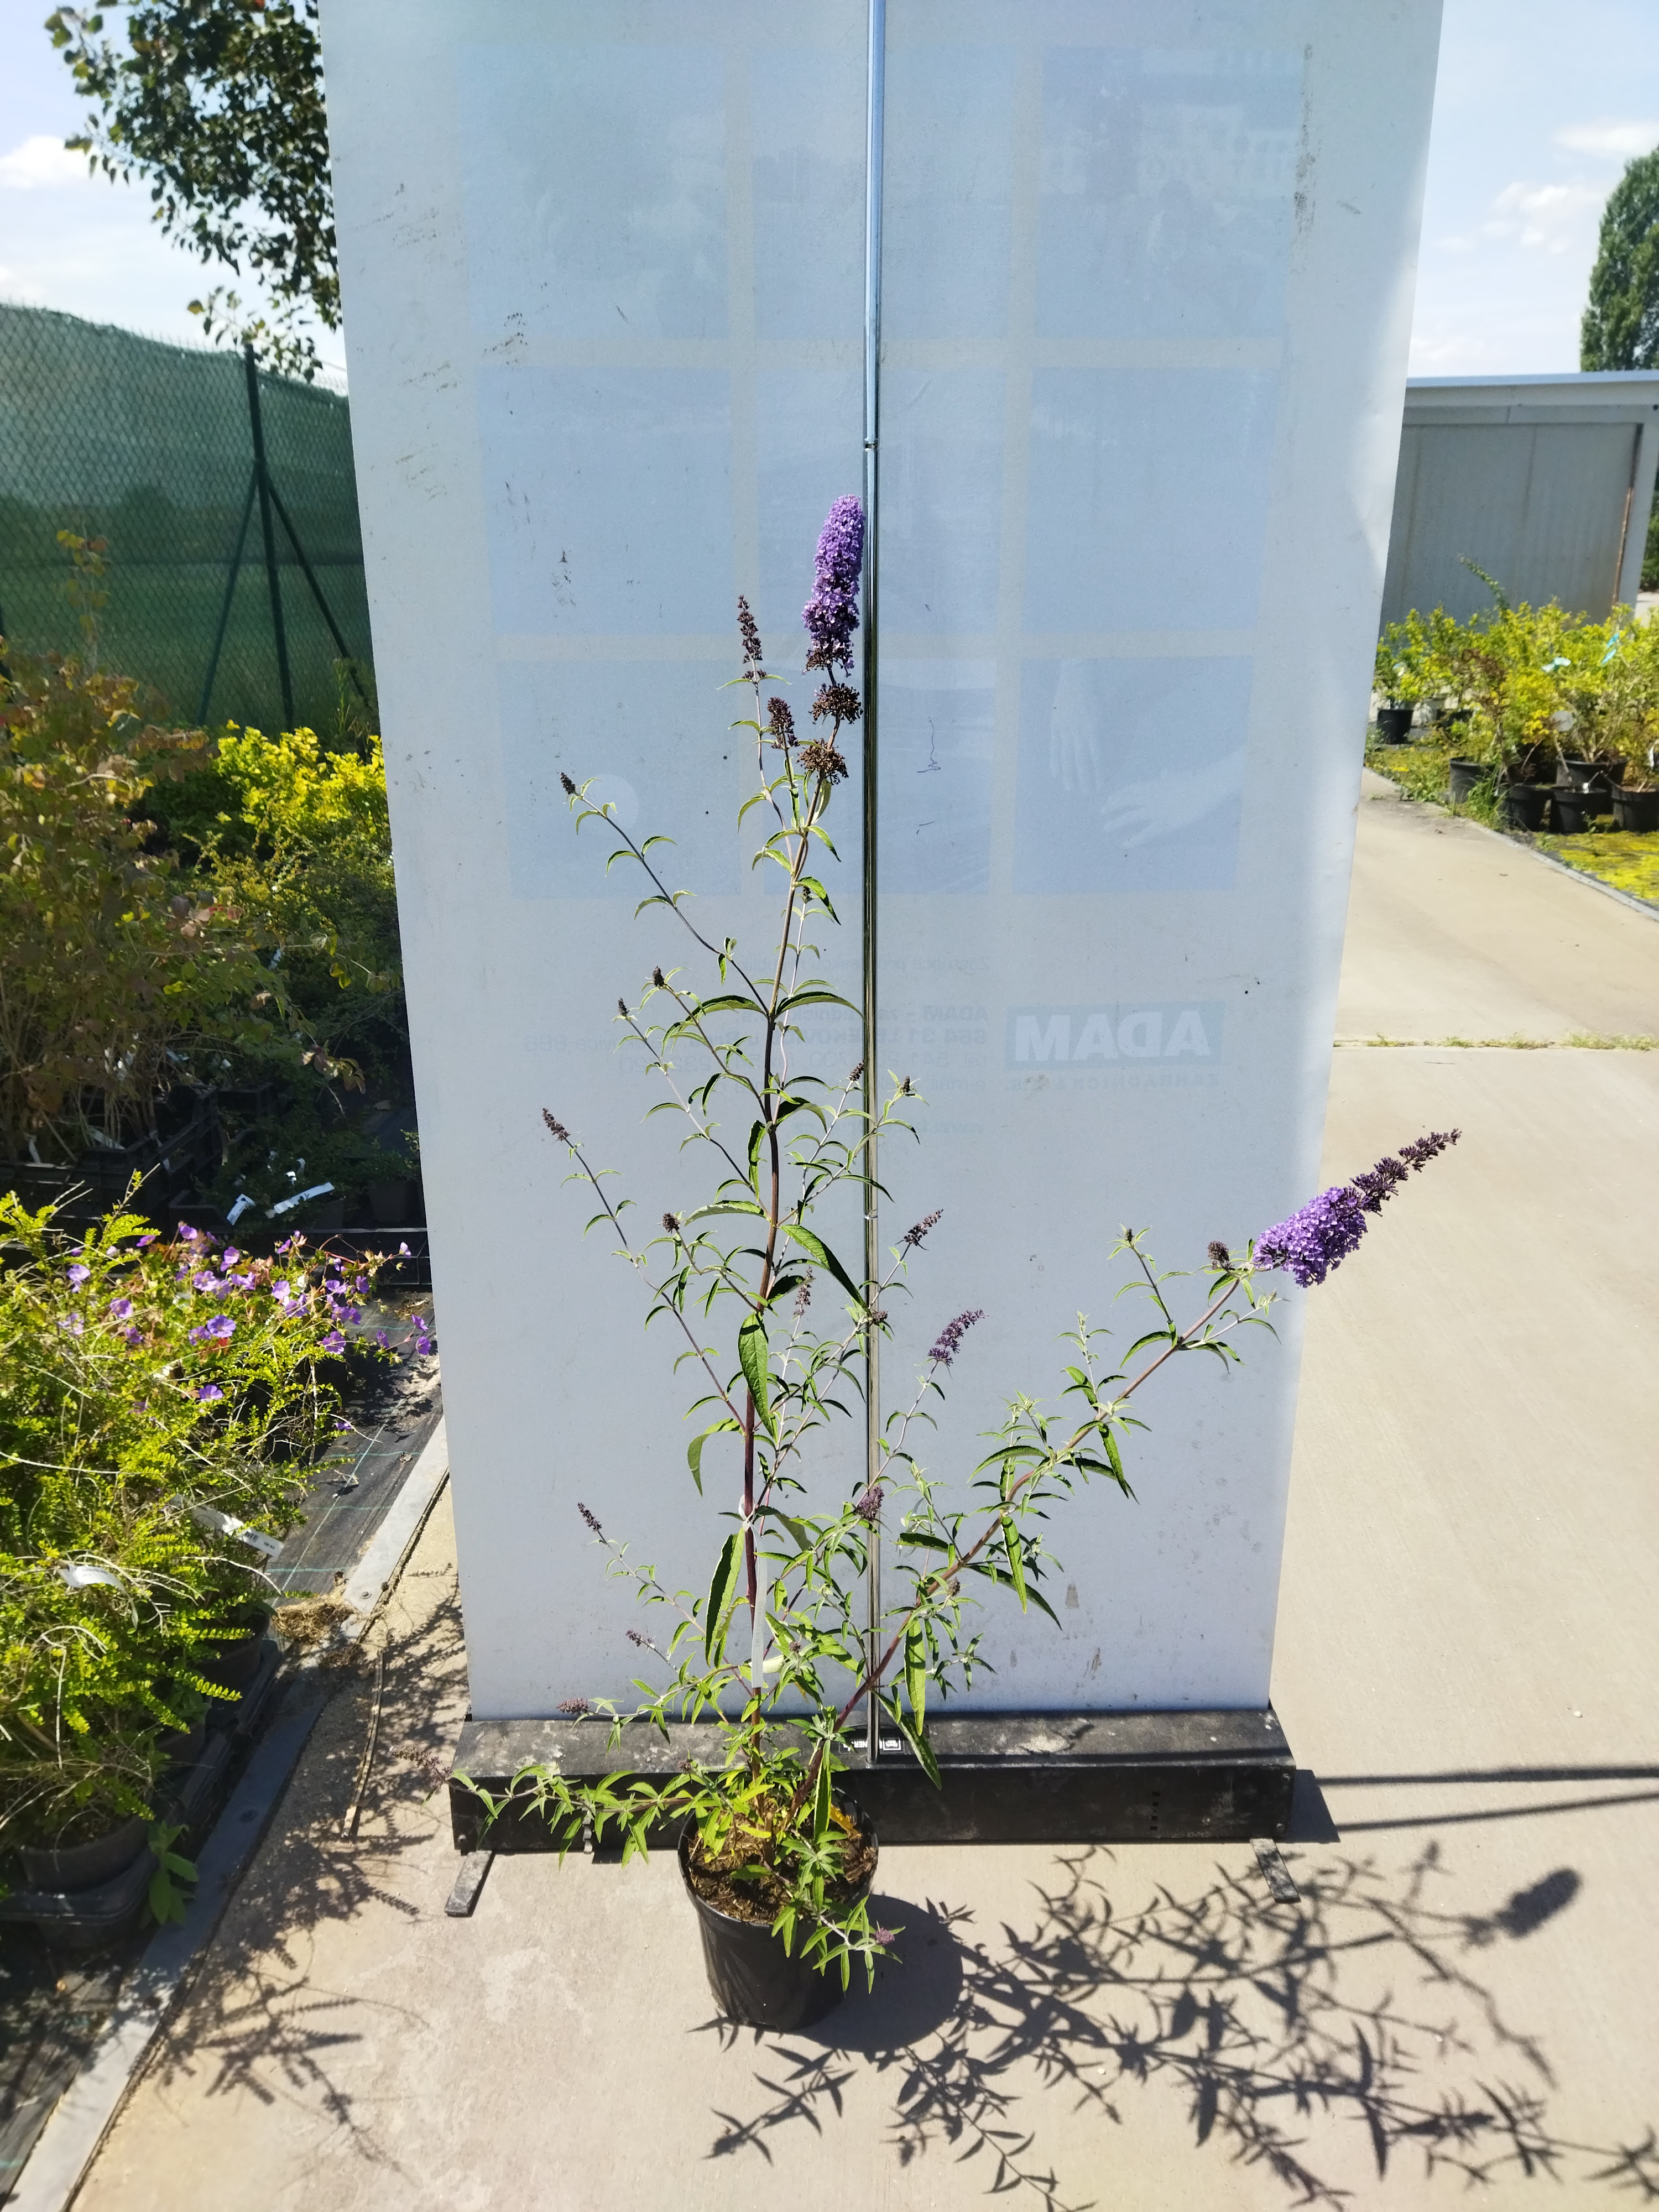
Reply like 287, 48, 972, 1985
1375, 705, 1414, 744
1447, 758, 1486, 805
18, 1813, 148, 1895
201, 1618, 272, 1692
1561, 757, 1625, 793
681, 1801, 877, 2031
1551, 789, 1601, 835
1499, 783, 1551, 832
156, 1714, 208, 1767
1613, 786, 1659, 832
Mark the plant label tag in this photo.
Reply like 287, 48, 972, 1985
57, 1561, 123, 1590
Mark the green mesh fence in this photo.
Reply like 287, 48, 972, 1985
0, 303, 373, 734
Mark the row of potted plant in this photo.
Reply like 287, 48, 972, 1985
0, 1185, 392, 1911
1371, 592, 1659, 831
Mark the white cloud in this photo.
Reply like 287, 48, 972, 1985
0, 134, 90, 191
1555, 119, 1659, 159
1484, 179, 1604, 254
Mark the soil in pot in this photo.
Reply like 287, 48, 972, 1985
1447, 758, 1486, 805
1375, 705, 1414, 744
18, 1813, 149, 1895
1499, 783, 1551, 832
681, 1796, 878, 2032
1613, 786, 1659, 832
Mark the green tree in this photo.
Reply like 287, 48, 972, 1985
1582, 147, 1659, 371
45, 2, 333, 379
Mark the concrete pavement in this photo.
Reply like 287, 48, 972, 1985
66, 779, 1659, 2211
1337, 769, 1657, 1040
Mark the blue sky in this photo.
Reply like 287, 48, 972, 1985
2, 0, 1657, 383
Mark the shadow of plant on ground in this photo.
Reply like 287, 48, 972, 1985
135, 1557, 468, 2174
702, 1844, 1659, 2210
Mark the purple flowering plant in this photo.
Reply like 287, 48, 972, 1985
469, 503, 1458, 1987
0, 1182, 397, 1857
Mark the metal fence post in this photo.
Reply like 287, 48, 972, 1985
243, 342, 295, 729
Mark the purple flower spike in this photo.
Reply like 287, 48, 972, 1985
1253, 1186, 1368, 1288
928, 1308, 985, 1368
1255, 1129, 1459, 1288
802, 496, 864, 674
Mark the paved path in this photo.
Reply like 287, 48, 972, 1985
68, 787, 1659, 2212
1338, 768, 1658, 1040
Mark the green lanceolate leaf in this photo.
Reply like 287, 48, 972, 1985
738, 1312, 773, 1434
687, 1417, 741, 1495
904, 1620, 927, 1731
1002, 1514, 1028, 1609
705, 1528, 743, 1665
884, 1688, 941, 1790
781, 1223, 861, 1305
812, 1752, 832, 1841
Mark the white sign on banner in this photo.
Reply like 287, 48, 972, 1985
322, 1, 1441, 1719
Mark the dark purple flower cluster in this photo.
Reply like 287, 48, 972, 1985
1252, 1186, 1368, 1288
928, 1308, 985, 1368
1255, 1129, 1460, 1288
852, 1484, 884, 1524
802, 495, 863, 675
578, 1501, 604, 1536
902, 1209, 943, 1249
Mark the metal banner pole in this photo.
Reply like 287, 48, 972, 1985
862, 0, 886, 1768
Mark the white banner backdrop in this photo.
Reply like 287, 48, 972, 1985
323, 0, 1441, 1718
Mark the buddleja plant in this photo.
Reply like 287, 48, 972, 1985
473, 501, 1458, 1986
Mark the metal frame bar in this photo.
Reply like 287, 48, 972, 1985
862, 0, 886, 1766
198, 468, 257, 723
244, 342, 295, 729
265, 475, 371, 707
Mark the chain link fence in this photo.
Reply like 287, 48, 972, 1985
0, 303, 373, 733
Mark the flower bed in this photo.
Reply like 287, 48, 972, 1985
0, 1185, 395, 1905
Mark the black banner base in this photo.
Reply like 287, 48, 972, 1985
448, 1707, 1295, 1853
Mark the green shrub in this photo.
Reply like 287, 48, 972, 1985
0, 645, 289, 1163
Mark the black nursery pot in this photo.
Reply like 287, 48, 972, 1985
19, 1813, 148, 1895
1551, 788, 1600, 835
1498, 783, 1551, 832
201, 1613, 273, 1692
1447, 758, 1485, 805
1375, 705, 1414, 744
1561, 757, 1625, 793
1613, 786, 1659, 832
680, 1801, 878, 2032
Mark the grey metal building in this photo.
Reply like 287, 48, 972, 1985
1380, 371, 1659, 625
